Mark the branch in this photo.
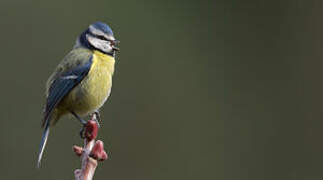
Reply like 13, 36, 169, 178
73, 115, 108, 180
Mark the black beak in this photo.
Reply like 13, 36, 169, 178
111, 40, 120, 51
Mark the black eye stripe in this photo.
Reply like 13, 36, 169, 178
97, 35, 107, 40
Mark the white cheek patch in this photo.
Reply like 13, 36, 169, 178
86, 34, 112, 53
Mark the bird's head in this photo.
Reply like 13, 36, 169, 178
77, 22, 119, 56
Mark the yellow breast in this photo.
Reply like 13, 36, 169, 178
63, 51, 115, 116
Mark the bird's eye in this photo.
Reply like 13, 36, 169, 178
97, 35, 107, 41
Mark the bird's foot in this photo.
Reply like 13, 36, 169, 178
79, 118, 88, 139
79, 119, 99, 140
79, 124, 86, 139
91, 111, 101, 128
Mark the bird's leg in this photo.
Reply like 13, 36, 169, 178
71, 111, 87, 138
71, 111, 87, 125
90, 111, 101, 128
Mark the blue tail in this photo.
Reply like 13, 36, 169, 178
37, 122, 50, 168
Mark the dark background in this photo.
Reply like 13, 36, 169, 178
0, 0, 322, 179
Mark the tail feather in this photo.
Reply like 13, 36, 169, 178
37, 122, 50, 168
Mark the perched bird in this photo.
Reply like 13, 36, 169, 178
37, 22, 119, 167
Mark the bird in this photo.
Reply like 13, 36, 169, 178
37, 22, 119, 167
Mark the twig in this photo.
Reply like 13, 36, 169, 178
73, 114, 108, 180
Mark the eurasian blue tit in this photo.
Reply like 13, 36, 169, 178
37, 22, 119, 167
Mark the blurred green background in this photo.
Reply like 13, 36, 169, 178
0, 0, 322, 179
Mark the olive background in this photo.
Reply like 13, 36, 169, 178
0, 0, 322, 179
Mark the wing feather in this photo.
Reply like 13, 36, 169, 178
42, 56, 93, 127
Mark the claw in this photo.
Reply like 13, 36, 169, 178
79, 125, 86, 139
91, 111, 101, 128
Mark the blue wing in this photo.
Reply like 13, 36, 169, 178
42, 56, 93, 127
